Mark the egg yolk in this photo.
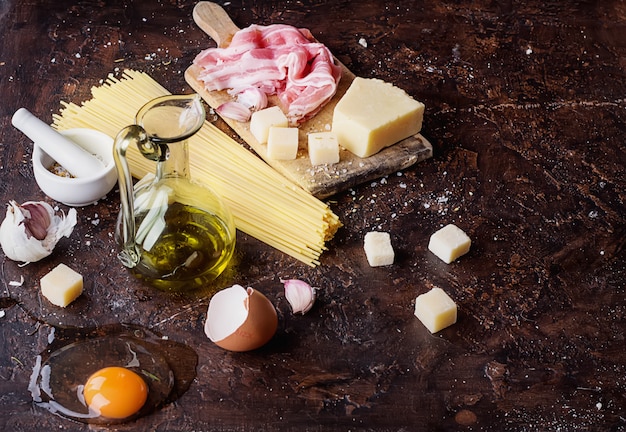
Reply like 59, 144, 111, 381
83, 366, 148, 419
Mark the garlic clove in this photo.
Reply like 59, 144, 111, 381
216, 101, 252, 122
282, 278, 316, 315
21, 202, 51, 240
0, 200, 77, 263
236, 87, 268, 111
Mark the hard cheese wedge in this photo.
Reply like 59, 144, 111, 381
363, 231, 394, 266
308, 132, 339, 166
267, 126, 299, 160
250, 106, 289, 144
40, 263, 83, 307
414, 287, 457, 333
332, 77, 425, 158
428, 224, 471, 264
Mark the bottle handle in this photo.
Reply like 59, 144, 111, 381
113, 125, 149, 268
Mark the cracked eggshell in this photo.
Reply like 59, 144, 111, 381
204, 285, 278, 352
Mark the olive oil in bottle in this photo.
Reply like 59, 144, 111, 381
113, 94, 236, 293
131, 201, 235, 292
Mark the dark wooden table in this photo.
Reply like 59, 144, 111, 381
1, 1, 625, 431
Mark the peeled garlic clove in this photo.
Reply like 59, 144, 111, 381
282, 278, 316, 315
216, 101, 251, 122
0, 200, 77, 263
236, 87, 268, 111
205, 284, 278, 352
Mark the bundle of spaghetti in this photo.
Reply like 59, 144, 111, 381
52, 69, 341, 266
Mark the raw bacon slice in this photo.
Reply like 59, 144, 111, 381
194, 24, 341, 124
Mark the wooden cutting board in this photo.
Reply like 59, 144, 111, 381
185, 2, 433, 199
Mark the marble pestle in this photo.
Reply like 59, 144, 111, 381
12, 108, 105, 178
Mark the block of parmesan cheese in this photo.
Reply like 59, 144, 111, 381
414, 287, 457, 333
40, 263, 83, 307
428, 224, 471, 264
250, 106, 289, 144
332, 77, 425, 158
267, 127, 299, 160
308, 132, 340, 165
363, 231, 394, 266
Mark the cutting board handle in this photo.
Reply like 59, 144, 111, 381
193, 1, 240, 47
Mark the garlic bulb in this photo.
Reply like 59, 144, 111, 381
282, 278, 316, 315
0, 200, 77, 263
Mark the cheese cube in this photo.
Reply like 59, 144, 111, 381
428, 224, 471, 264
308, 132, 340, 165
250, 106, 289, 143
267, 127, 299, 160
414, 287, 457, 333
363, 231, 394, 266
40, 263, 83, 307
332, 77, 425, 158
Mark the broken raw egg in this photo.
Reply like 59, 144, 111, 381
204, 284, 278, 351
28, 324, 197, 425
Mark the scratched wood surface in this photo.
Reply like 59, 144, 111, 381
0, 1, 625, 431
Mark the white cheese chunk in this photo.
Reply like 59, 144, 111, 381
308, 132, 340, 165
250, 106, 289, 144
428, 224, 471, 264
363, 231, 394, 266
267, 127, 299, 160
332, 77, 425, 158
40, 263, 83, 307
414, 287, 457, 333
